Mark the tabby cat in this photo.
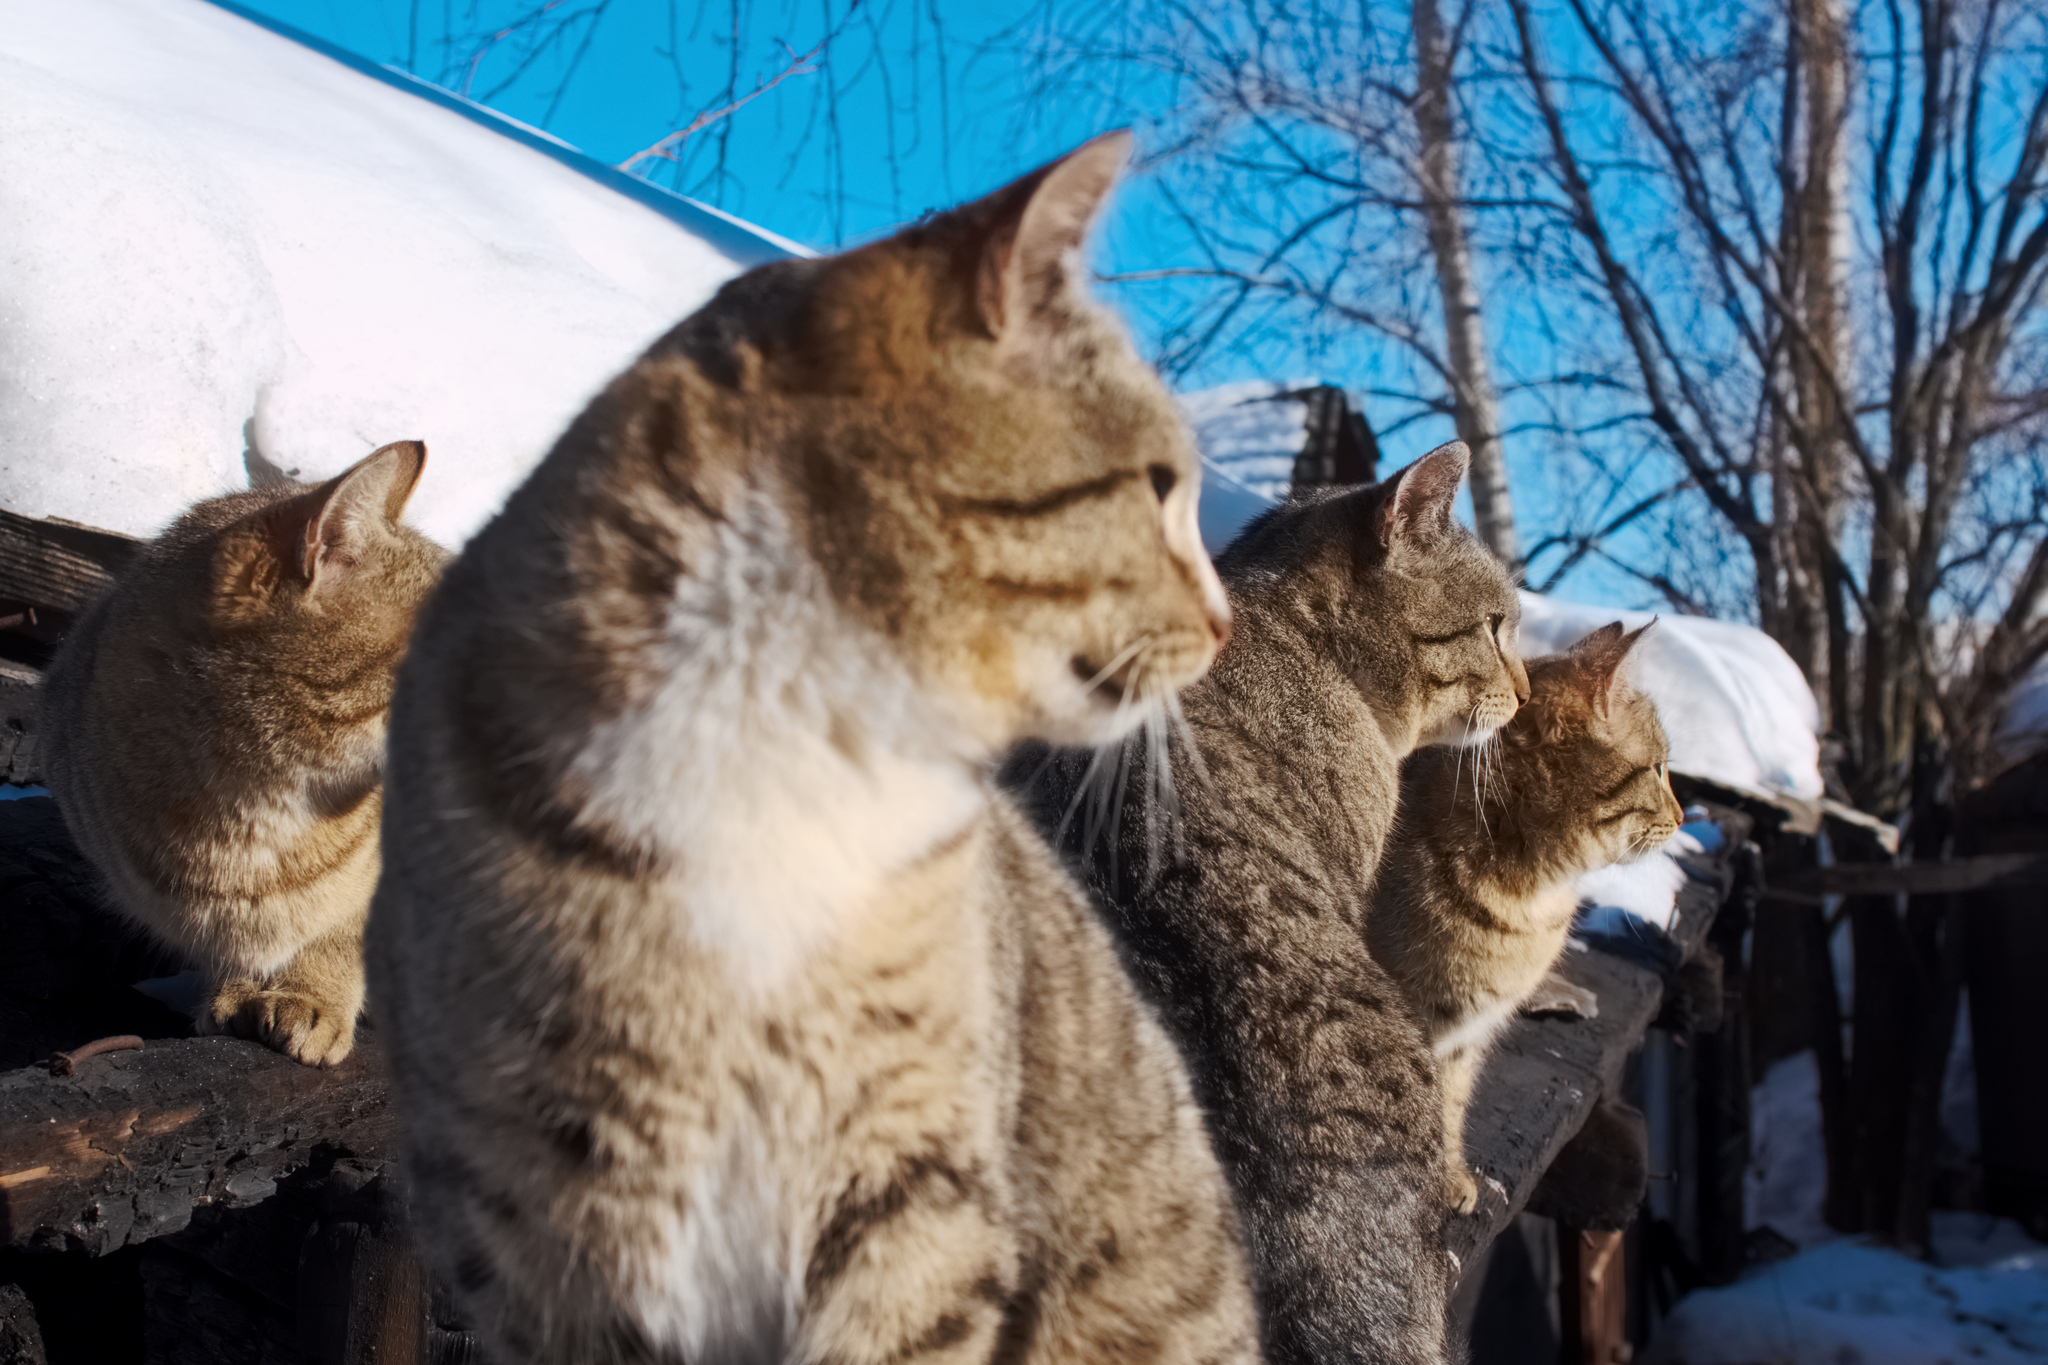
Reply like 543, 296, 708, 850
366, 134, 1263, 1365
1012, 446, 1528, 1365
41, 441, 445, 1066
1369, 622, 1684, 1212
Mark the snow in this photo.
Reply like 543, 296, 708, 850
1195, 460, 1282, 557
1644, 1235, 2048, 1364
1576, 848, 1692, 936
1180, 381, 1314, 506
1180, 381, 1329, 554
1518, 593, 1824, 805
0, 0, 798, 549
1744, 1051, 1835, 1249
1652, 1044, 2047, 1364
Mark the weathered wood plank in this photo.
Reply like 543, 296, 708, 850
0, 511, 136, 616
0, 662, 41, 788
0, 1036, 395, 1256
1763, 852, 2048, 900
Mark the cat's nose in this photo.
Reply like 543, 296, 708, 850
1208, 605, 1233, 652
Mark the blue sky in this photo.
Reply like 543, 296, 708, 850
231, 0, 1649, 609
236, 1, 1126, 248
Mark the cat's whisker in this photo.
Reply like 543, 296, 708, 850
1141, 692, 1175, 884
1057, 739, 1118, 846
1452, 711, 1473, 809
1081, 635, 1154, 697
1163, 691, 1213, 802
1469, 713, 1497, 840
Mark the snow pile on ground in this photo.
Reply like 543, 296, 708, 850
1645, 1235, 2048, 1364
1744, 1051, 1835, 1248
0, 0, 797, 549
1648, 1046, 2045, 1364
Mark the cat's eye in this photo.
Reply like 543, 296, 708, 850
1488, 614, 1506, 642
1148, 465, 1177, 503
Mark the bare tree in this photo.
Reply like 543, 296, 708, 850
1493, 0, 2048, 810
1010, 0, 1526, 563
1413, 0, 1518, 566
1491, 0, 2048, 1248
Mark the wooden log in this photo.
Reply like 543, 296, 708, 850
0, 1035, 395, 1255
140, 1241, 306, 1365
0, 511, 136, 615
0, 661, 40, 788
1761, 852, 2048, 900
0, 1282, 44, 1365
1528, 1099, 1649, 1233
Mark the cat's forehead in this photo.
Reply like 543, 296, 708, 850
1402, 536, 1517, 619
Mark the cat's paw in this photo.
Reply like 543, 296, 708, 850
216, 988, 356, 1067
196, 979, 261, 1036
1445, 1166, 1481, 1215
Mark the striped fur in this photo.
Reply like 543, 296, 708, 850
367, 133, 1259, 1365
1370, 623, 1685, 1212
1011, 448, 1529, 1365
40, 441, 447, 1066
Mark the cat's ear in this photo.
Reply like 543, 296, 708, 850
295, 440, 427, 590
1376, 441, 1469, 552
974, 130, 1132, 349
1571, 619, 1653, 717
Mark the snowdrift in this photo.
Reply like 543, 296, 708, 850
0, 0, 799, 549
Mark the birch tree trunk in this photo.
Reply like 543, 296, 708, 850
1794, 0, 1854, 735
1413, 0, 1519, 570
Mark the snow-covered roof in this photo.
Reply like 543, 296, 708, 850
0, 0, 800, 549
1181, 381, 1316, 553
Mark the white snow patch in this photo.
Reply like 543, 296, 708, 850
1576, 853, 1690, 936
1196, 459, 1280, 557
1643, 1236, 2048, 1364
1519, 593, 1824, 803
1744, 1050, 1835, 1250
0, 0, 796, 549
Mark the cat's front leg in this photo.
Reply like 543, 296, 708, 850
198, 921, 365, 1067
1437, 1047, 1483, 1215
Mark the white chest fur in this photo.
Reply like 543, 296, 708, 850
568, 498, 983, 995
